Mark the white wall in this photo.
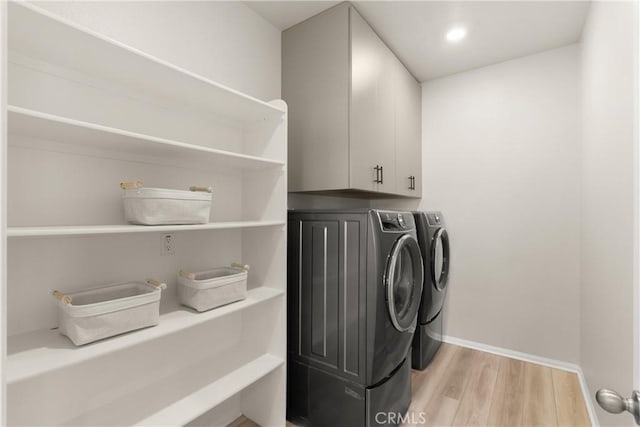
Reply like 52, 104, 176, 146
580, 2, 636, 425
33, 1, 281, 101
0, 1, 7, 424
415, 45, 582, 363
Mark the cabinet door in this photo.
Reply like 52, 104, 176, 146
349, 8, 396, 194
283, 4, 350, 192
393, 56, 422, 197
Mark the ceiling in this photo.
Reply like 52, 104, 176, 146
245, 1, 341, 31
245, 1, 590, 81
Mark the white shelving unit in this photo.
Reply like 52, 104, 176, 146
4, 2, 287, 426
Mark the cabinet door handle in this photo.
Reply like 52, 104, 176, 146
380, 166, 384, 184
373, 165, 381, 183
409, 176, 416, 190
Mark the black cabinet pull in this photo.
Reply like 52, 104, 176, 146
380, 166, 384, 184
408, 176, 416, 190
373, 165, 382, 183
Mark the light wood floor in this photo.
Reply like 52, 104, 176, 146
404, 343, 590, 427
228, 343, 591, 427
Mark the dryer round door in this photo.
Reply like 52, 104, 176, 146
385, 234, 424, 332
431, 228, 450, 291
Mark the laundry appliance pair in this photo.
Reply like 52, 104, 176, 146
286, 209, 450, 426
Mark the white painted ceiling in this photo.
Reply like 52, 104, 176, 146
245, 1, 590, 81
246, 1, 341, 31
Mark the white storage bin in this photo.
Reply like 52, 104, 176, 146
178, 265, 248, 312
53, 280, 166, 346
121, 184, 212, 225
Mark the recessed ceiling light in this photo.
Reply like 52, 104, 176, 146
446, 27, 467, 42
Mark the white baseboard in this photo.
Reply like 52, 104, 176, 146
442, 335, 599, 426
575, 368, 600, 427
442, 335, 579, 371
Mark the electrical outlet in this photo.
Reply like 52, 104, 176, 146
162, 234, 175, 255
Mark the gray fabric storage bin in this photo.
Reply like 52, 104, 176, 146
122, 187, 212, 225
53, 280, 166, 345
178, 267, 248, 312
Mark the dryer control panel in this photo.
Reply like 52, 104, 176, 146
426, 212, 443, 226
377, 211, 415, 231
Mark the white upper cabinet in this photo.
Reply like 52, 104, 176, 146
283, 3, 421, 198
393, 55, 422, 197
283, 4, 350, 193
349, 8, 396, 194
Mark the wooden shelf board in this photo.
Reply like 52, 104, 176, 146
8, 106, 285, 171
7, 286, 284, 384
7, 220, 286, 238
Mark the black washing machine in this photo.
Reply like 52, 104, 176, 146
412, 211, 450, 370
287, 209, 424, 426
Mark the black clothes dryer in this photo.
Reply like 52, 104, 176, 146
287, 209, 424, 427
412, 211, 450, 370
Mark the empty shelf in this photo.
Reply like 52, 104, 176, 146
137, 354, 283, 426
8, 106, 285, 171
9, 2, 285, 125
